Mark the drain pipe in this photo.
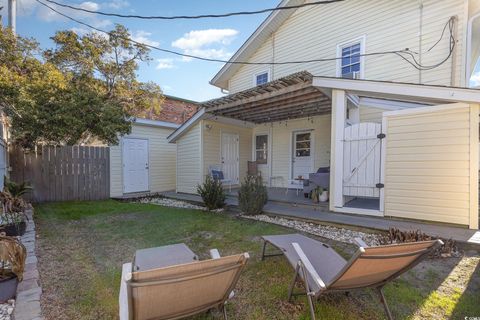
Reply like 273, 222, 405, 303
450, 16, 458, 86
418, 0, 423, 84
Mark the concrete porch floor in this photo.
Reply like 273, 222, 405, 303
159, 190, 480, 246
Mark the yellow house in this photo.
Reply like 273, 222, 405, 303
168, 0, 480, 229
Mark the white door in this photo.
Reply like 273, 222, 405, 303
123, 138, 149, 193
221, 133, 239, 183
343, 123, 382, 198
291, 131, 313, 187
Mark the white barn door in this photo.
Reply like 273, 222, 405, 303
221, 133, 239, 183
123, 138, 149, 193
343, 123, 383, 197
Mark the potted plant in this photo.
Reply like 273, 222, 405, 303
311, 187, 320, 203
0, 235, 26, 302
0, 191, 29, 237
0, 212, 27, 237
319, 187, 329, 202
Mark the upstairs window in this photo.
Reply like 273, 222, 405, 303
337, 37, 365, 79
255, 71, 269, 86
255, 134, 268, 164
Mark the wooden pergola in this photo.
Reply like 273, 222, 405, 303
202, 71, 331, 123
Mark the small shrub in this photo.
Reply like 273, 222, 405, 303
197, 175, 226, 210
238, 175, 268, 215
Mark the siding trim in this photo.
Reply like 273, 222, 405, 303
468, 104, 479, 229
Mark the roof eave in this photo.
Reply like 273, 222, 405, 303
210, 0, 305, 90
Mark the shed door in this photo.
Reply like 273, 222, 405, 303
221, 133, 239, 183
123, 138, 149, 193
343, 123, 383, 197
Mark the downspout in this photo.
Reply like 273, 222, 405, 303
272, 31, 276, 80
450, 16, 459, 86
419, 0, 423, 84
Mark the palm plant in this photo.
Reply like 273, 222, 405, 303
4, 178, 32, 198
0, 235, 26, 281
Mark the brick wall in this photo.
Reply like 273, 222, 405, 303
137, 96, 198, 125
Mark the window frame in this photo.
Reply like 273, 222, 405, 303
253, 69, 271, 86
254, 134, 269, 165
336, 36, 366, 79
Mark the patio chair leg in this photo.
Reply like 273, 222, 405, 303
261, 241, 267, 261
288, 263, 301, 301
378, 287, 393, 320
300, 263, 316, 320
222, 305, 228, 320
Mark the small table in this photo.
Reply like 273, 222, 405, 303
287, 178, 305, 196
133, 243, 198, 272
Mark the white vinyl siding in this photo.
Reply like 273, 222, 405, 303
110, 124, 177, 197
228, 0, 466, 92
176, 123, 202, 194
268, 115, 331, 183
359, 106, 385, 123
202, 120, 253, 185
383, 103, 478, 227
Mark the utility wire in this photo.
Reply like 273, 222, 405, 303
35, 0, 455, 71
42, 0, 345, 20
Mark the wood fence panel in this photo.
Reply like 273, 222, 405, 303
8, 145, 110, 203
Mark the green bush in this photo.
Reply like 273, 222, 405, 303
238, 175, 268, 215
197, 176, 226, 211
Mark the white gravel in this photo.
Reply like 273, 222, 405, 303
0, 300, 14, 320
244, 214, 382, 246
137, 197, 224, 213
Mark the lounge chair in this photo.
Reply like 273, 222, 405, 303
119, 247, 249, 320
261, 233, 442, 320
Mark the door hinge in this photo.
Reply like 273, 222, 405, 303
376, 183, 384, 189
377, 133, 386, 139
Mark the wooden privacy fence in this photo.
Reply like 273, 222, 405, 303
9, 145, 110, 203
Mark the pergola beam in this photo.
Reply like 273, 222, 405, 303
210, 88, 323, 116
220, 95, 329, 118
235, 102, 331, 122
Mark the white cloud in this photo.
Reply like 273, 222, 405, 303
103, 0, 129, 9
131, 30, 159, 47
156, 58, 175, 70
172, 29, 238, 61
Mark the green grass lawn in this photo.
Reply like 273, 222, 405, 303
35, 200, 480, 320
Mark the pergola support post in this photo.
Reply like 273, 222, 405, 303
329, 89, 347, 211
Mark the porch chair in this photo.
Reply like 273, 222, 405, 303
261, 233, 442, 320
209, 164, 234, 192
119, 249, 249, 320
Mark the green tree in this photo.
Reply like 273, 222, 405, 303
0, 24, 163, 149
45, 24, 164, 116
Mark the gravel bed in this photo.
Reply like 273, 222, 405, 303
244, 214, 382, 246
0, 300, 14, 320
137, 197, 224, 213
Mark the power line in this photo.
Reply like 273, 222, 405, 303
42, 0, 345, 20
35, 0, 454, 71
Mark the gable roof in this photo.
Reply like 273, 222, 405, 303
210, 0, 305, 90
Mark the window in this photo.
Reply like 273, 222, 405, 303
255, 71, 269, 86
255, 135, 268, 164
295, 132, 311, 157
337, 37, 365, 79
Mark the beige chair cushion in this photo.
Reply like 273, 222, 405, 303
330, 241, 437, 290
130, 253, 247, 320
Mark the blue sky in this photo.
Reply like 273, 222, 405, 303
1, 0, 279, 101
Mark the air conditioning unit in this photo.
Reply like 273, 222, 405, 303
352, 71, 360, 79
